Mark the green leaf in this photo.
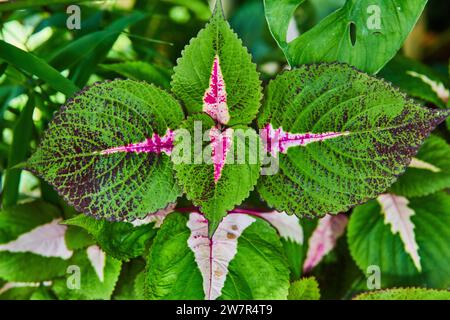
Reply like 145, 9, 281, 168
264, 0, 427, 73
379, 55, 449, 108
288, 277, 321, 300
389, 135, 450, 197
52, 247, 122, 300
49, 12, 146, 87
112, 259, 146, 300
257, 63, 449, 218
173, 114, 262, 234
28, 80, 183, 221
2, 96, 35, 207
0, 40, 79, 96
348, 192, 450, 288
0, 201, 70, 282
144, 213, 290, 300
354, 287, 450, 300
100, 61, 171, 89
171, 5, 262, 126
63, 214, 158, 261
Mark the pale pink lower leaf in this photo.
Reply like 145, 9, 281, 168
377, 193, 422, 272
130, 203, 177, 228
0, 218, 73, 260
187, 212, 255, 300
86, 245, 106, 282
303, 214, 348, 273
231, 209, 303, 244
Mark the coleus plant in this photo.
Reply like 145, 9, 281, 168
1, 0, 449, 300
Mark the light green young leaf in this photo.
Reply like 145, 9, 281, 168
264, 0, 427, 73
354, 287, 450, 300
288, 277, 321, 300
28, 80, 183, 221
390, 135, 450, 197
257, 63, 449, 218
348, 192, 450, 289
171, 3, 262, 126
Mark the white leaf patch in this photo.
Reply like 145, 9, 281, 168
0, 218, 72, 259
87, 245, 106, 282
407, 70, 449, 103
377, 194, 422, 272
243, 211, 303, 244
0, 281, 52, 295
131, 203, 177, 228
409, 157, 441, 173
187, 212, 255, 300
303, 214, 348, 273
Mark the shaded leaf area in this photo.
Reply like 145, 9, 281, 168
64, 214, 158, 261
100, 62, 171, 89
348, 192, 450, 289
257, 63, 449, 218
144, 213, 290, 300
264, 0, 427, 73
390, 135, 450, 197
28, 80, 183, 221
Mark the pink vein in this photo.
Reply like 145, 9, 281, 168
100, 129, 174, 156
203, 55, 230, 125
261, 123, 350, 157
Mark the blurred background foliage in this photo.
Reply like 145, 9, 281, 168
0, 0, 448, 300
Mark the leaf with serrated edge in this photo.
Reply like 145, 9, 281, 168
378, 193, 421, 272
187, 212, 255, 300
354, 287, 450, 300
174, 114, 262, 234
28, 80, 184, 221
303, 214, 347, 273
257, 63, 450, 218
171, 2, 262, 126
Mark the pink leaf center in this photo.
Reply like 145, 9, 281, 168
209, 127, 233, 183
261, 123, 350, 157
100, 129, 175, 156
203, 55, 230, 125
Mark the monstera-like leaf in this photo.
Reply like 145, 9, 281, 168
264, 0, 428, 73
28, 80, 184, 221
257, 63, 449, 218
